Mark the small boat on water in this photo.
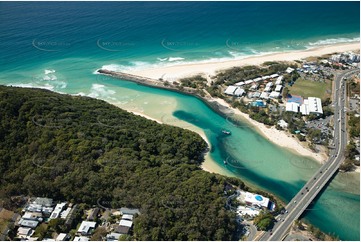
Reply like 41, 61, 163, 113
223, 160, 227, 165
222, 130, 231, 135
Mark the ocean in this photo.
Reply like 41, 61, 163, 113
0, 1, 359, 240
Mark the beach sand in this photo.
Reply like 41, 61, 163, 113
127, 42, 360, 80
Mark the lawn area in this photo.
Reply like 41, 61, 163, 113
288, 78, 332, 100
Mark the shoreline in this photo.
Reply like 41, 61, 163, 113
127, 42, 360, 80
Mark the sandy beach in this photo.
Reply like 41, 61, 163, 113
127, 42, 360, 80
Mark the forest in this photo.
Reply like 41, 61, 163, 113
0, 86, 244, 240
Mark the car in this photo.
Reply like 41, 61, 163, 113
316, 186, 319, 189
314, 177, 316, 180
301, 192, 304, 195
294, 200, 296, 203
270, 233, 273, 235
285, 210, 288, 213
282, 219, 285, 222
320, 171, 322, 173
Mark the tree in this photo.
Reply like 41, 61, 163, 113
282, 87, 289, 99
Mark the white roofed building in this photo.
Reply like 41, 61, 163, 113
224, 86, 238, 95
269, 91, 280, 99
245, 80, 254, 85
253, 77, 263, 82
77, 221, 96, 236
250, 83, 259, 90
303, 97, 323, 115
260, 92, 270, 99
286, 102, 299, 113
235, 81, 245, 86
277, 120, 288, 128
286, 67, 295, 73
275, 85, 283, 92
270, 74, 279, 78
264, 86, 272, 92
275, 76, 284, 85
119, 219, 133, 228
234, 88, 245, 97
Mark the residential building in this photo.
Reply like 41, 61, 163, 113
277, 120, 288, 128
224, 86, 238, 95
269, 91, 280, 99
56, 233, 69, 241
106, 233, 123, 241
286, 67, 295, 73
19, 219, 39, 228
270, 73, 279, 78
50, 202, 67, 220
275, 76, 283, 85
275, 85, 283, 92
120, 207, 140, 216
17, 227, 34, 238
234, 88, 245, 97
77, 221, 96, 236
73, 236, 89, 241
119, 219, 133, 228
253, 77, 263, 82
235, 81, 245, 86
121, 214, 133, 221
87, 208, 100, 221
260, 92, 270, 99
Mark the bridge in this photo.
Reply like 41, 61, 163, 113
259, 69, 359, 241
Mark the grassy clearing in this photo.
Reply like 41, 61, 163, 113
288, 78, 332, 100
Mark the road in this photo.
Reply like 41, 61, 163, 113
258, 69, 359, 241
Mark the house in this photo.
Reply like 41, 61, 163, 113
34, 198, 53, 207
250, 83, 259, 90
22, 212, 42, 221
264, 86, 272, 92
121, 214, 133, 221
56, 233, 69, 241
50, 202, 67, 220
235, 81, 245, 86
106, 232, 123, 241
277, 120, 288, 128
275, 76, 284, 85
260, 92, 270, 99
265, 82, 273, 88
224, 86, 238, 95
234, 88, 245, 97
286, 67, 295, 73
17, 227, 34, 238
19, 219, 39, 228
275, 85, 283, 92
113, 225, 130, 235
77, 221, 96, 236
244, 80, 253, 85
120, 207, 140, 216
42, 207, 54, 216
73, 236, 89, 241
286, 102, 299, 113
119, 219, 133, 228
270, 74, 279, 78
87, 208, 100, 221
60, 207, 72, 220
269, 91, 280, 99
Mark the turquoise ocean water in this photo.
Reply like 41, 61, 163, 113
0, 2, 359, 240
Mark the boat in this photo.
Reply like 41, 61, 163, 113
222, 130, 231, 135
223, 160, 227, 165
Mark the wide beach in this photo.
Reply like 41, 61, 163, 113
127, 42, 360, 80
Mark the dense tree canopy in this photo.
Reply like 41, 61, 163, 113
0, 86, 240, 240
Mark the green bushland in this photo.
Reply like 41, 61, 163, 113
0, 86, 243, 240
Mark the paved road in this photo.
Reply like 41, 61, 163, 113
258, 69, 359, 241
